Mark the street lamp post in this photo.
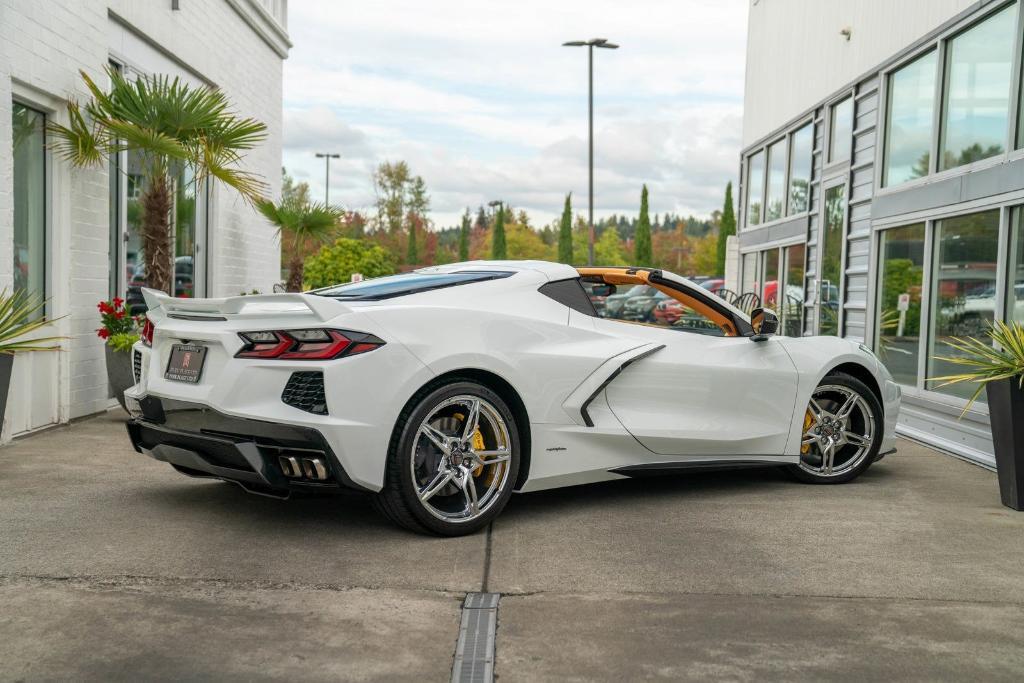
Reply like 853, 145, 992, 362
314, 152, 340, 205
563, 38, 618, 266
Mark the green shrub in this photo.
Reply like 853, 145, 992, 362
303, 238, 395, 290
107, 332, 140, 353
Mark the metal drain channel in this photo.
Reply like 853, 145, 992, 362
451, 592, 499, 683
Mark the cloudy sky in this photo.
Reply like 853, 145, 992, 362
282, 0, 748, 228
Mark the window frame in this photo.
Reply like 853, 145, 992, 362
937, 1, 1020, 176
881, 48, 939, 188
875, 0, 1024, 197
826, 94, 854, 165
11, 98, 50, 320
764, 136, 788, 223
744, 149, 767, 229
786, 121, 814, 217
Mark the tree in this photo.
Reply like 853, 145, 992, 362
492, 205, 507, 259
558, 193, 573, 264
50, 67, 267, 293
281, 167, 310, 207
459, 208, 471, 261
635, 185, 653, 266
303, 238, 395, 290
372, 161, 411, 235
690, 234, 719, 275
715, 182, 736, 276
595, 227, 626, 265
406, 216, 419, 264
257, 198, 342, 292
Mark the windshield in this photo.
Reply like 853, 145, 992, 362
312, 270, 513, 301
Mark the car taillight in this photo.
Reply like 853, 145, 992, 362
141, 318, 154, 347
235, 329, 384, 360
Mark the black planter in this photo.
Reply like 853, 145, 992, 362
986, 378, 1024, 511
0, 353, 12, 430
105, 345, 135, 412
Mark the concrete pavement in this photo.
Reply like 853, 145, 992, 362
2, 410, 1023, 681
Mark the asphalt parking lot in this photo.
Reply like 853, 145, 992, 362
3, 410, 1024, 681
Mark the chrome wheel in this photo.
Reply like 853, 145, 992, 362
410, 394, 512, 523
798, 384, 876, 478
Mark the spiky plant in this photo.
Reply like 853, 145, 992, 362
929, 320, 1024, 413
48, 67, 267, 294
257, 199, 343, 292
0, 290, 63, 355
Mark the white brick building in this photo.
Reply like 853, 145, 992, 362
0, 0, 289, 440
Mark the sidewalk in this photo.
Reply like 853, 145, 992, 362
2, 410, 1023, 680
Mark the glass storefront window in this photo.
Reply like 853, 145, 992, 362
763, 248, 779, 309
124, 151, 147, 315
765, 138, 787, 222
928, 210, 1000, 401
782, 244, 805, 336
788, 124, 812, 214
876, 224, 926, 386
818, 185, 846, 335
109, 151, 120, 299
746, 151, 764, 227
939, 2, 1017, 171
741, 252, 758, 296
829, 97, 853, 163
883, 50, 937, 186
1008, 207, 1024, 323
175, 166, 198, 298
12, 102, 46, 320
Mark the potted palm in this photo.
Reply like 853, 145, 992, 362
0, 290, 63, 430
257, 198, 343, 292
48, 67, 267, 295
931, 320, 1024, 510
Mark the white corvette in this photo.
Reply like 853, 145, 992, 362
125, 261, 900, 536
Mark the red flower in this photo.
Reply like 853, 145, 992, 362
113, 297, 124, 308
115, 310, 125, 319
98, 301, 114, 315
97, 328, 110, 339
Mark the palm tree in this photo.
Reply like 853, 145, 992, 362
48, 67, 268, 294
257, 199, 343, 292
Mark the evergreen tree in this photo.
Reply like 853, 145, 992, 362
491, 205, 507, 259
406, 216, 419, 263
475, 205, 488, 229
459, 208, 471, 261
558, 193, 573, 263
715, 182, 736, 276
635, 185, 653, 266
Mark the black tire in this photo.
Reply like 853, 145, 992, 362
374, 379, 520, 536
786, 372, 883, 485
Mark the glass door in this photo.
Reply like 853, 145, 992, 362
818, 182, 847, 335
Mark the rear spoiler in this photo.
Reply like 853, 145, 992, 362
141, 288, 351, 323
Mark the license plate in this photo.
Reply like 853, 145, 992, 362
165, 344, 207, 383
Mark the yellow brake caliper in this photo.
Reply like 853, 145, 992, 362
454, 413, 489, 478
801, 408, 814, 454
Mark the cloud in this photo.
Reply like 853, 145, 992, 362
281, 0, 748, 226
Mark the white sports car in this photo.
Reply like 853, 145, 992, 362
125, 261, 900, 536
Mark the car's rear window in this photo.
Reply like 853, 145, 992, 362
312, 271, 513, 301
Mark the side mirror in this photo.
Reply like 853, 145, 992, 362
750, 307, 779, 341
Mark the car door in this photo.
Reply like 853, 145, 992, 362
591, 305, 800, 457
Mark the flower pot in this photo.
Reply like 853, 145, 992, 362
105, 344, 135, 412
986, 378, 1024, 511
0, 353, 12, 429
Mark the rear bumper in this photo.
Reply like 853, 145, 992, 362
126, 395, 372, 496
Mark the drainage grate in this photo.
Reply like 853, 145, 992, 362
451, 592, 499, 683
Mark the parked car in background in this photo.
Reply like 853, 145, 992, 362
126, 256, 195, 314
622, 289, 667, 322
700, 278, 725, 294
604, 285, 657, 319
